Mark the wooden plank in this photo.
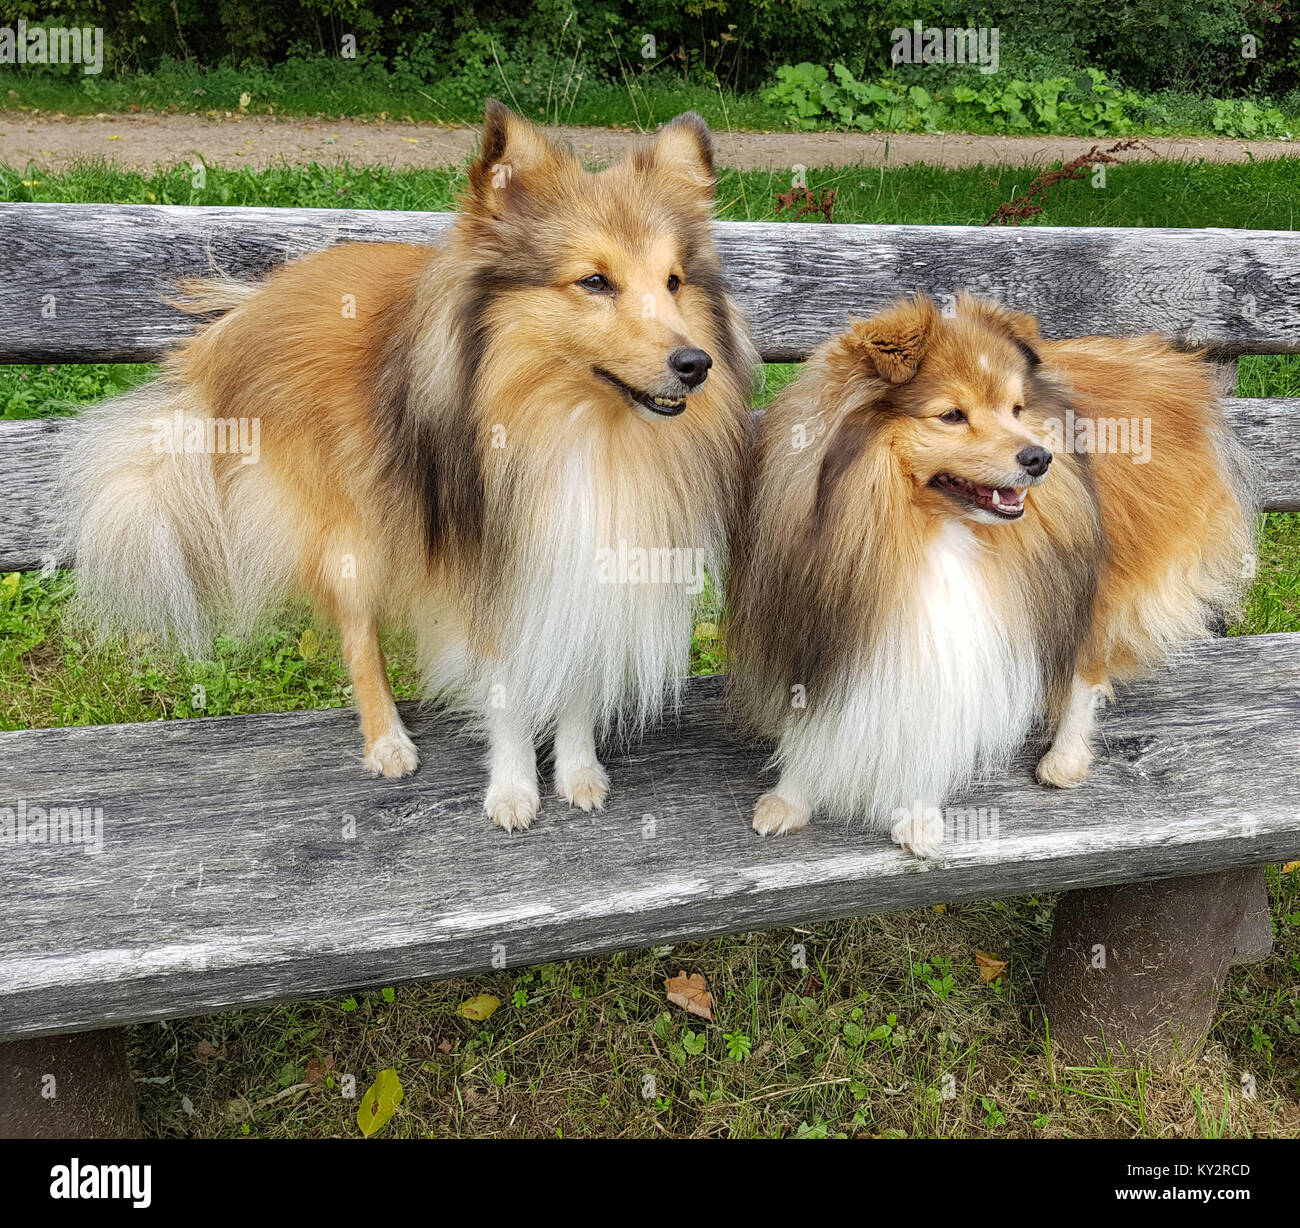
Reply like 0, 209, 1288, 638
0, 203, 1297, 364
0, 418, 62, 574
6, 396, 1298, 573
1, 634, 1298, 1040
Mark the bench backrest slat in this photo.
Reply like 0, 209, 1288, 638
1, 203, 1297, 364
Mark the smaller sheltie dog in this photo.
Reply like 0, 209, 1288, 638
61, 101, 757, 831
727, 294, 1254, 857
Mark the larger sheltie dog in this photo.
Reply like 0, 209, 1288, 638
727, 293, 1254, 857
61, 101, 757, 831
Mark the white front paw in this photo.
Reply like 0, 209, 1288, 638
556, 762, 609, 812
486, 782, 541, 833
752, 791, 810, 837
1036, 746, 1092, 789
890, 809, 945, 859
364, 727, 420, 778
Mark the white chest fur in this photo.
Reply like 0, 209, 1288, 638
471, 438, 703, 737
776, 521, 1041, 823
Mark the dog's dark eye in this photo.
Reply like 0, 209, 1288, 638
667, 274, 681, 293
578, 274, 613, 293
939, 409, 966, 424
1012, 404, 1024, 418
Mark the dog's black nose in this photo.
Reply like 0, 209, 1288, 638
1016, 445, 1052, 477
669, 347, 712, 388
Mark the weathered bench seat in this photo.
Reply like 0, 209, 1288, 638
1, 635, 1299, 1041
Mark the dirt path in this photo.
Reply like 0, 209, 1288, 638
1, 112, 1295, 172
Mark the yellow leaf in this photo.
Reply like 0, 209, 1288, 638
1, 572, 19, 597
239, 92, 251, 108
107, 134, 122, 140
356, 1068, 403, 1137
694, 622, 719, 641
297, 628, 319, 660
975, 950, 1009, 983
1283, 861, 1299, 875
456, 993, 500, 1021
931, 903, 947, 914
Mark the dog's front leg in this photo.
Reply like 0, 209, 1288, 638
341, 613, 419, 778
484, 702, 541, 832
553, 690, 609, 812
1037, 672, 1108, 789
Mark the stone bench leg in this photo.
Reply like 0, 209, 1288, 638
1040, 866, 1270, 1065
0, 1029, 140, 1139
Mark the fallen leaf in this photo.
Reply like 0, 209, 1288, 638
1283, 861, 1299, 874
975, 950, 1009, 983
437, 1037, 454, 1054
1, 572, 20, 598
297, 628, 319, 660
192, 1040, 227, 1064
931, 903, 948, 914
665, 970, 713, 1020
456, 993, 500, 1021
357, 1068, 403, 1137
304, 1055, 335, 1085
694, 621, 719, 641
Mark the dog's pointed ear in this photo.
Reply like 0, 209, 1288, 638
635, 112, 715, 205
959, 293, 1042, 362
466, 99, 566, 219
842, 296, 940, 384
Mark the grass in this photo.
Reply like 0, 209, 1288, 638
3, 57, 1299, 139
3, 157, 1297, 232
3, 156, 1299, 1138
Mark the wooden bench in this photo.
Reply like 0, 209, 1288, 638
2, 202, 1298, 1138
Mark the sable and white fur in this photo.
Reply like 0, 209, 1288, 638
727, 294, 1254, 857
60, 101, 758, 831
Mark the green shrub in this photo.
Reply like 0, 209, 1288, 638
763, 61, 1295, 138
19, 0, 1300, 100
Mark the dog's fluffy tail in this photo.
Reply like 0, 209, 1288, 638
58, 375, 294, 654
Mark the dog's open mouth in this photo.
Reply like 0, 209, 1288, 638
594, 367, 686, 416
930, 473, 1027, 520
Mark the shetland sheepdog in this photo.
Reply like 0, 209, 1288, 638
60, 101, 757, 831
727, 293, 1254, 857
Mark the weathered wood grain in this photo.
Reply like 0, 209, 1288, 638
1, 203, 1298, 364
0, 418, 63, 574
1, 635, 1297, 1039
6, 397, 1298, 572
